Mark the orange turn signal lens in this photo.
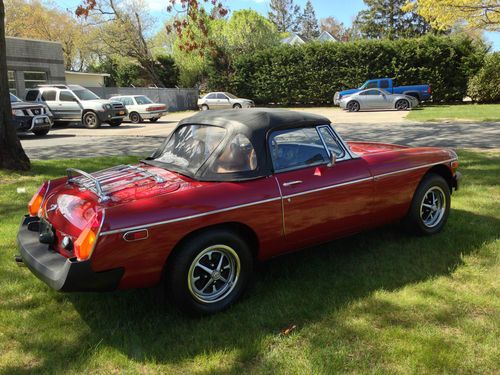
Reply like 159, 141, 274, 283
74, 227, 97, 261
451, 160, 459, 172
74, 211, 103, 261
28, 182, 48, 217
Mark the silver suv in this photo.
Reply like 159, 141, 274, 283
25, 85, 127, 128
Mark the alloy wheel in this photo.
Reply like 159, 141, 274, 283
420, 186, 446, 228
188, 245, 240, 304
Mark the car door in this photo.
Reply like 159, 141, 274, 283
38, 89, 58, 116
271, 125, 374, 249
204, 93, 218, 108
58, 90, 82, 120
362, 89, 387, 108
216, 93, 231, 109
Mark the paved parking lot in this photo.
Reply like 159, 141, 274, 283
20, 107, 500, 159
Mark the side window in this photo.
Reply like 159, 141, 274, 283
366, 81, 378, 89
270, 127, 328, 172
380, 80, 389, 89
212, 134, 257, 173
41, 90, 56, 101
365, 90, 380, 95
59, 90, 76, 102
120, 97, 133, 105
216, 93, 228, 100
206, 93, 216, 99
317, 126, 345, 159
25, 90, 39, 101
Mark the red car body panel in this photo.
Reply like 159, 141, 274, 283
37, 141, 456, 290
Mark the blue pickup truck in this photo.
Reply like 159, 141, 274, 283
334, 78, 431, 105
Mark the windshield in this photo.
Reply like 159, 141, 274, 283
135, 95, 153, 105
154, 125, 226, 174
72, 89, 100, 101
224, 92, 238, 99
10, 93, 22, 102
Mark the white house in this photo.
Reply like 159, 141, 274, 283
281, 31, 338, 45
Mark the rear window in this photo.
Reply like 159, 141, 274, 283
154, 125, 226, 174
41, 90, 56, 101
212, 134, 257, 173
25, 90, 39, 101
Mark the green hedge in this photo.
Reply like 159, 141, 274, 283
467, 52, 500, 103
229, 35, 487, 104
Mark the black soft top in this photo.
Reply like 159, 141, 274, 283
149, 108, 331, 181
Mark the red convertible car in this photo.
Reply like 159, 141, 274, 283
16, 109, 461, 315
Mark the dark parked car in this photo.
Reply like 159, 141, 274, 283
10, 93, 53, 136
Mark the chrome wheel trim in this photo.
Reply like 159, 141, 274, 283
420, 186, 446, 228
84, 113, 96, 126
188, 244, 240, 304
396, 100, 408, 110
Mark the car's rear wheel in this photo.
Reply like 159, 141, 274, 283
395, 99, 410, 111
347, 101, 360, 112
32, 128, 50, 136
201, 104, 209, 111
82, 111, 101, 129
165, 229, 253, 316
129, 112, 142, 124
233, 103, 242, 109
403, 173, 450, 235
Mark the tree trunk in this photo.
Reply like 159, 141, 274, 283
0, 0, 30, 171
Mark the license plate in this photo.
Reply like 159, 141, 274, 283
118, 111, 125, 115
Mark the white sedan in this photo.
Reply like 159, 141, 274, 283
110, 95, 167, 123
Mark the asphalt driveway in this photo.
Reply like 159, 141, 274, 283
19, 108, 500, 159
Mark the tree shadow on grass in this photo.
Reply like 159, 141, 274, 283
3, 208, 498, 374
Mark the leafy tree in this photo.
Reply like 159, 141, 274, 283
467, 52, 500, 103
404, 0, 499, 31
300, 0, 320, 39
268, 0, 301, 33
155, 54, 180, 87
353, 0, 434, 39
0, 0, 30, 170
218, 10, 280, 55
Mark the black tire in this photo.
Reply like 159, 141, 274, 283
32, 128, 50, 136
129, 112, 142, 124
109, 120, 122, 127
233, 103, 242, 109
347, 101, 360, 112
149, 118, 159, 123
403, 173, 450, 235
165, 228, 253, 316
82, 111, 101, 129
201, 104, 209, 111
395, 99, 410, 111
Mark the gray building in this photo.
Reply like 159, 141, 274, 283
6, 36, 65, 98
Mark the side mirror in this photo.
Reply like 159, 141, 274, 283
327, 152, 336, 167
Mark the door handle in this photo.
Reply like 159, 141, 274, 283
283, 180, 303, 187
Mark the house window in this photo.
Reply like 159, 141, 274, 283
8, 71, 16, 94
24, 71, 47, 89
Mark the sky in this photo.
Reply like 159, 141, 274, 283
58, 0, 499, 50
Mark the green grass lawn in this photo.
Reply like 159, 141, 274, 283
407, 103, 500, 122
1, 152, 499, 374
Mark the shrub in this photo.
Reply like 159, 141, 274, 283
229, 35, 487, 104
467, 52, 500, 103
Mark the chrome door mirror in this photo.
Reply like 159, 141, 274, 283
327, 152, 336, 167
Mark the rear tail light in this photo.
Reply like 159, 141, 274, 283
146, 105, 165, 111
28, 181, 49, 217
74, 211, 104, 261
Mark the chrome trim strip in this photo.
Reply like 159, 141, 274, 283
100, 159, 456, 235
283, 176, 373, 199
374, 159, 455, 179
100, 196, 282, 236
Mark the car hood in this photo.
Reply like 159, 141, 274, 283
11, 102, 46, 110
338, 88, 361, 97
